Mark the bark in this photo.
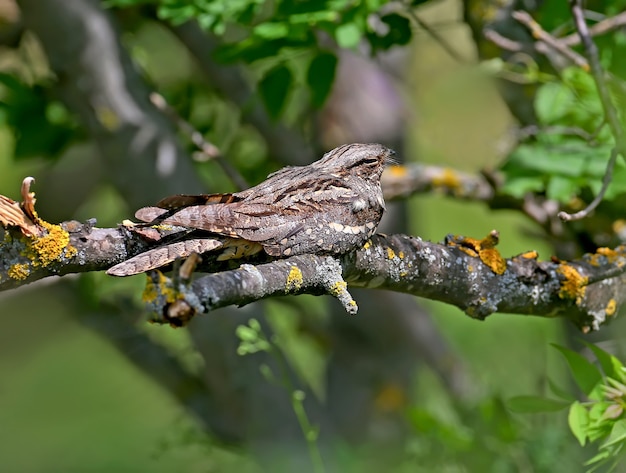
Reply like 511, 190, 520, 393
1, 218, 622, 332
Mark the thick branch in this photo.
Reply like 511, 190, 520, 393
18, 0, 204, 206
1, 218, 623, 331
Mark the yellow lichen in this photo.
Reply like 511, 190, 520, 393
96, 106, 121, 131
329, 280, 347, 296
597, 247, 617, 257
432, 168, 461, 190
26, 220, 77, 267
398, 251, 405, 259
374, 383, 407, 412
8, 263, 30, 280
458, 246, 479, 258
142, 271, 177, 304
448, 231, 505, 275
363, 240, 371, 250
386, 165, 408, 177
286, 265, 303, 291
386, 247, 396, 259
479, 248, 506, 275
152, 224, 175, 231
587, 247, 620, 267
606, 299, 617, 317
556, 264, 588, 303
520, 250, 538, 259
613, 219, 626, 234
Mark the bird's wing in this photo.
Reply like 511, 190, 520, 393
156, 193, 241, 210
106, 238, 223, 276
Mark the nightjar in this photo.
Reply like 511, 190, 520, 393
107, 143, 394, 276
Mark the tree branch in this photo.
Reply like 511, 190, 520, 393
18, 0, 205, 206
2, 213, 623, 331
382, 163, 494, 201
512, 10, 589, 70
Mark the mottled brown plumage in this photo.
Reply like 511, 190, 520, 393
107, 143, 393, 276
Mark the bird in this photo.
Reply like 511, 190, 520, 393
107, 143, 394, 276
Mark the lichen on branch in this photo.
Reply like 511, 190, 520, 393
1, 178, 624, 331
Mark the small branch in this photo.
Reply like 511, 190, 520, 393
557, 1, 626, 221
149, 92, 249, 191
405, 7, 466, 63
560, 11, 626, 47
569, 1, 625, 150
483, 29, 524, 52
558, 147, 618, 221
516, 125, 599, 142
512, 10, 589, 70
381, 164, 494, 201
146, 255, 357, 326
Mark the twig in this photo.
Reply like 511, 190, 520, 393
560, 11, 626, 46
404, 7, 466, 63
569, 2, 625, 147
558, 1, 626, 221
486, 11, 626, 61
484, 29, 524, 52
149, 92, 249, 191
517, 125, 597, 142
512, 10, 589, 70
558, 147, 618, 221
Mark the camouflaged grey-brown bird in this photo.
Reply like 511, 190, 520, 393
107, 143, 394, 276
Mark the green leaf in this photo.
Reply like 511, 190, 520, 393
378, 13, 412, 48
507, 395, 570, 413
601, 419, 626, 449
335, 22, 362, 48
306, 51, 337, 107
289, 11, 339, 24
236, 325, 259, 342
215, 39, 286, 64
604, 165, 626, 200
248, 318, 261, 331
562, 67, 597, 97
504, 143, 611, 178
553, 344, 603, 395
546, 175, 578, 201
583, 341, 626, 380
549, 378, 577, 401
259, 64, 292, 120
367, 13, 413, 52
254, 22, 289, 39
569, 401, 590, 446
535, 81, 576, 125
500, 176, 545, 198
584, 449, 611, 468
